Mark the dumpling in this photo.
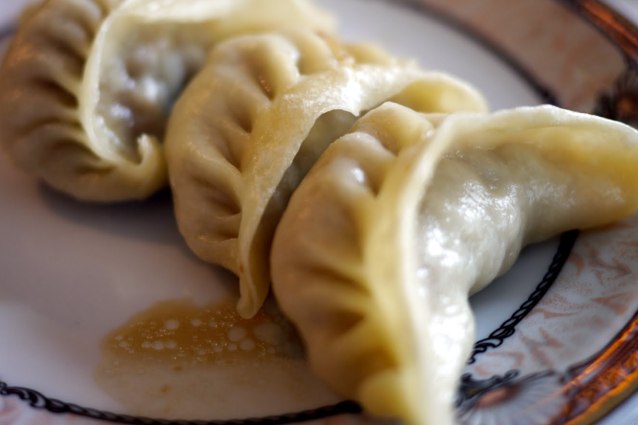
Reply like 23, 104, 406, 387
0, 0, 334, 201
0, 0, 127, 200
270, 103, 638, 425
165, 29, 488, 318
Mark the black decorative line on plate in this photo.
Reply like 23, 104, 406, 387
0, 380, 362, 425
456, 370, 567, 423
456, 309, 638, 423
0, 1, 574, 424
468, 230, 579, 364
0, 235, 579, 425
457, 369, 521, 408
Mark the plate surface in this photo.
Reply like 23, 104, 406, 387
1, 0, 638, 424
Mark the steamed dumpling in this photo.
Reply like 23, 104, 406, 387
0, 0, 334, 201
270, 103, 638, 425
165, 29, 488, 318
0, 0, 127, 199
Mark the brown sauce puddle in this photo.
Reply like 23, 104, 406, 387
95, 298, 338, 420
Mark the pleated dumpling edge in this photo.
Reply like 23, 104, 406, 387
270, 102, 638, 425
164, 28, 489, 319
0, 0, 336, 202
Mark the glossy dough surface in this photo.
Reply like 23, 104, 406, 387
165, 29, 488, 318
0, 0, 334, 201
7, 2, 634, 423
270, 103, 638, 425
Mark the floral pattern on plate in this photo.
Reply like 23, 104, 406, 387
2, 0, 638, 424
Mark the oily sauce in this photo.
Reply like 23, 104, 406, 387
101, 298, 301, 366
95, 298, 337, 419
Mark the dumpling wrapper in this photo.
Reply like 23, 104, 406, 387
270, 103, 638, 425
0, 0, 334, 201
165, 29, 488, 318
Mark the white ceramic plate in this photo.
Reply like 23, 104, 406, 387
2, 0, 638, 424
